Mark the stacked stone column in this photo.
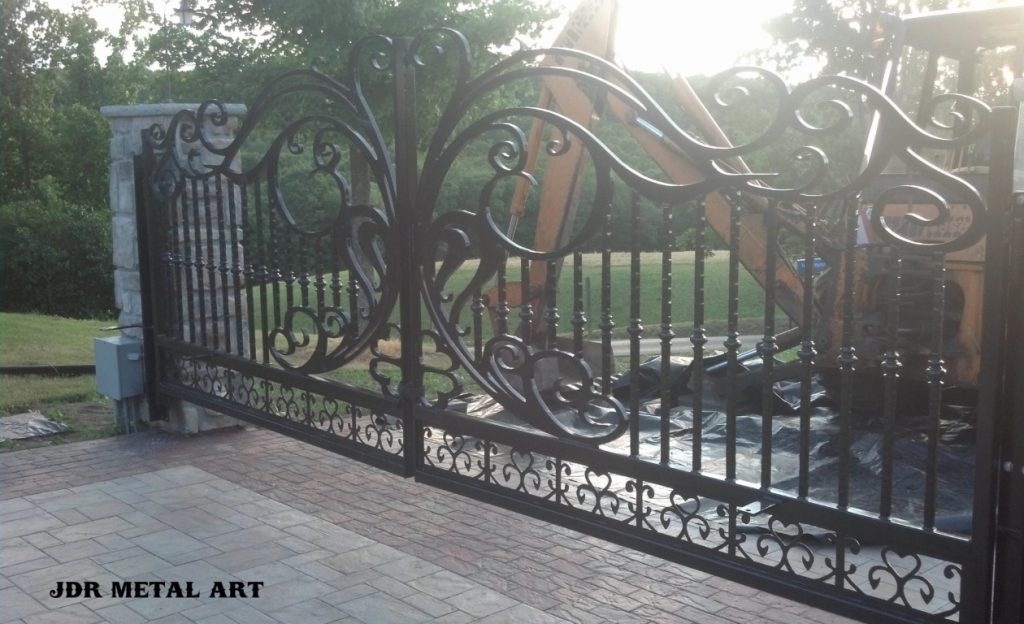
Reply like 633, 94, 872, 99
102, 103, 246, 431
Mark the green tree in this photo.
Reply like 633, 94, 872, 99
1, 0, 154, 206
761, 0, 956, 77
0, 179, 113, 318
139, 0, 556, 105
135, 0, 559, 237
0, 0, 157, 317
204, 0, 552, 64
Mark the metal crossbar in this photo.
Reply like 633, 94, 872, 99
134, 30, 1023, 623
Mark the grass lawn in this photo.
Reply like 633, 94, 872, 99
0, 375, 102, 415
436, 250, 789, 336
242, 251, 793, 397
0, 251, 788, 433
0, 312, 118, 450
0, 312, 113, 366
0, 401, 120, 452
248, 251, 790, 344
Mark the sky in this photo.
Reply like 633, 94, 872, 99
547, 0, 794, 77
45, 0, 1024, 79
45, 0, 795, 77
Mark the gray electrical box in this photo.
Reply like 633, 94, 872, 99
94, 336, 144, 400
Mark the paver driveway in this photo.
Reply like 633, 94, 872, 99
0, 426, 861, 623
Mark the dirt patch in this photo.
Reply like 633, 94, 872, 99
0, 399, 119, 453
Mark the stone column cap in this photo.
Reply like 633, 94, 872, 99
101, 103, 247, 120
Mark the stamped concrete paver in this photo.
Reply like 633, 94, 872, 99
49, 517, 134, 544
203, 544, 295, 574
407, 569, 481, 600
43, 540, 110, 565
0, 428, 863, 623
0, 541, 47, 568
1, 513, 65, 540
21, 603, 101, 624
0, 586, 47, 620
477, 603, 574, 624
447, 586, 520, 618
267, 597, 343, 624
337, 592, 434, 624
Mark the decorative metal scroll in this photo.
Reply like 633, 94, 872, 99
141, 27, 991, 442
141, 51, 400, 375
408, 29, 990, 443
421, 426, 966, 619
136, 26, 1004, 622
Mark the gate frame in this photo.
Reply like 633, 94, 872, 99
131, 35, 1024, 623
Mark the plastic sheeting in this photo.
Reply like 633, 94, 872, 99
0, 411, 70, 441
454, 356, 977, 532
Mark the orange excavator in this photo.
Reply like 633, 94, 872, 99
485, 0, 1022, 391
489, 0, 806, 335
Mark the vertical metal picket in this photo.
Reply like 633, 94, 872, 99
133, 152, 165, 421
393, 38, 424, 477
129, 34, 1024, 621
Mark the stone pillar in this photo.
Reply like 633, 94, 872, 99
102, 103, 246, 432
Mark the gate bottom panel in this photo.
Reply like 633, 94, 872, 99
415, 409, 968, 623
157, 346, 405, 473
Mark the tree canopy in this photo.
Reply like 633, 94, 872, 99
1, 0, 555, 200
760, 0, 960, 77
0, 0, 555, 317
1, 0, 1005, 319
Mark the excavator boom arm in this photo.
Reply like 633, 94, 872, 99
497, 0, 808, 332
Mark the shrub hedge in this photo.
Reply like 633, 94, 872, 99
0, 181, 113, 319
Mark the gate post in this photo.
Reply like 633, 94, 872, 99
392, 39, 425, 477
991, 106, 1024, 623
969, 105, 1022, 621
102, 103, 245, 429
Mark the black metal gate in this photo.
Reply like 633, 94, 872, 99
135, 30, 1024, 623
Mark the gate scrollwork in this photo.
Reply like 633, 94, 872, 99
142, 52, 400, 375
136, 25, 1000, 621
411, 34, 990, 443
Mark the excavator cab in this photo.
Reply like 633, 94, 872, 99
861, 4, 1024, 182
870, 4, 1024, 121
825, 3, 1024, 389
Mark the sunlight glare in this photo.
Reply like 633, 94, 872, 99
617, 0, 792, 76
543, 0, 793, 77
48, 0, 792, 76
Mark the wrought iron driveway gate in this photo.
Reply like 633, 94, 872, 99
135, 30, 1024, 623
